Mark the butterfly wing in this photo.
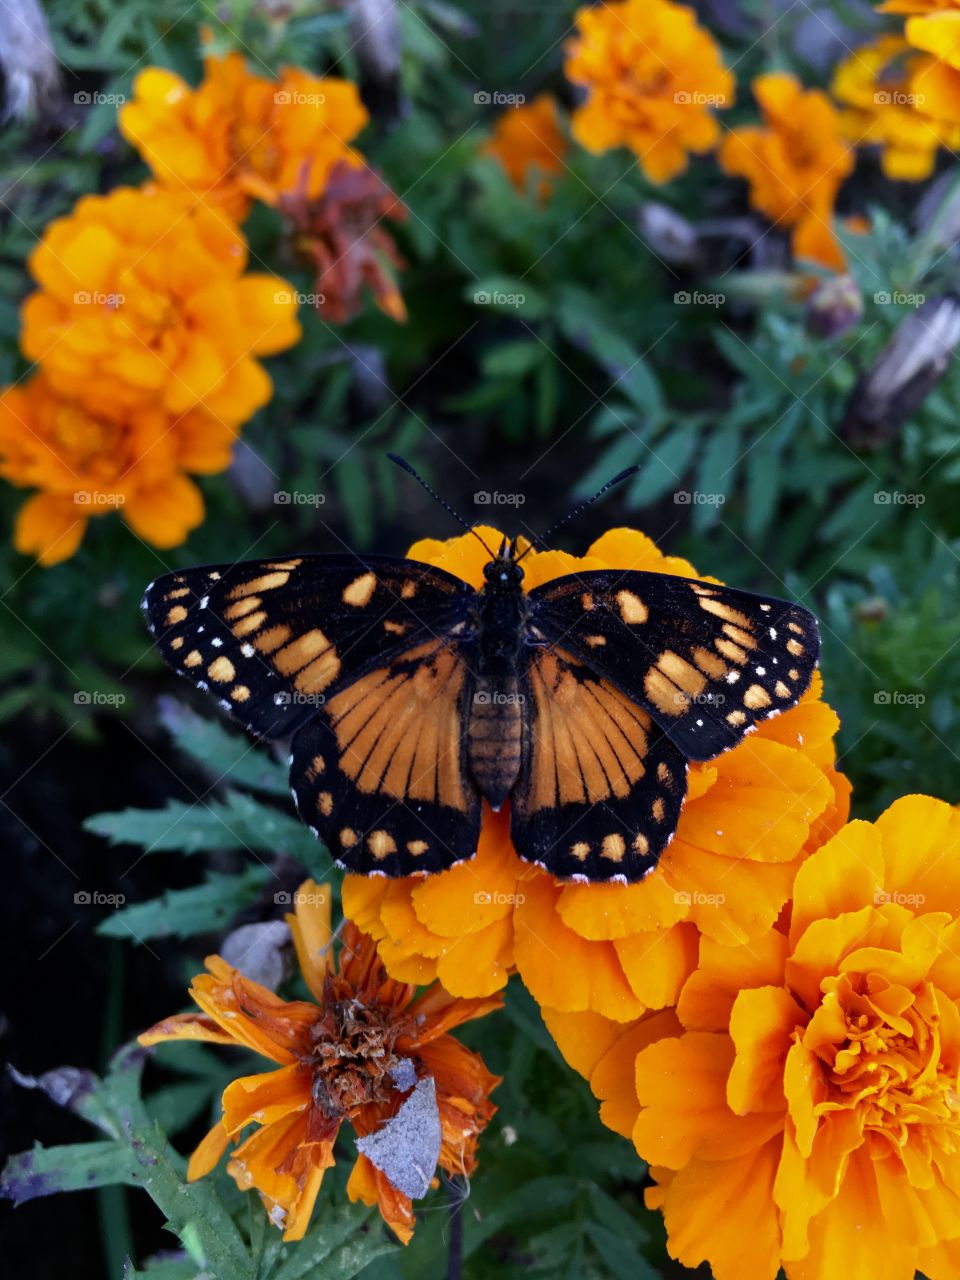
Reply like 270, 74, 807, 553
527, 570, 819, 761
142, 554, 475, 739
144, 554, 483, 876
290, 634, 481, 876
509, 645, 686, 882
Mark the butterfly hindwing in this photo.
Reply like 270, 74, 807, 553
510, 645, 687, 882
527, 570, 819, 761
290, 636, 481, 875
142, 555, 474, 740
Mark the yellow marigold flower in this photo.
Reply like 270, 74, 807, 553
119, 53, 369, 220
140, 881, 501, 1245
718, 73, 854, 270
547, 796, 960, 1280
878, 0, 960, 71
481, 94, 568, 199
565, 0, 734, 183
343, 527, 849, 1022
0, 373, 234, 564
20, 186, 301, 427
833, 35, 960, 180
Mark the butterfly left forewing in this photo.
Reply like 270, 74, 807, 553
510, 645, 687, 882
527, 569, 819, 760
142, 554, 474, 739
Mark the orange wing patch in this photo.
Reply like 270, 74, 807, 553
324, 641, 470, 811
522, 648, 654, 811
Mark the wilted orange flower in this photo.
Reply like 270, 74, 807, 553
0, 372, 235, 565
140, 881, 500, 1245
343, 527, 849, 1022
280, 160, 408, 324
833, 35, 960, 180
548, 796, 960, 1280
565, 0, 734, 183
20, 186, 301, 427
481, 94, 568, 199
119, 53, 369, 220
719, 73, 854, 270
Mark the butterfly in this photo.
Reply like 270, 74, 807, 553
142, 461, 820, 883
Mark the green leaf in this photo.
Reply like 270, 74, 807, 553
157, 699, 289, 796
467, 276, 548, 320
267, 1203, 396, 1280
481, 340, 543, 379
1, 1141, 141, 1204
97, 868, 270, 944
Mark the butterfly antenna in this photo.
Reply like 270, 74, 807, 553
387, 454, 496, 557
515, 464, 641, 563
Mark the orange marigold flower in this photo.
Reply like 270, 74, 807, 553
119, 53, 369, 220
20, 186, 301, 427
718, 73, 854, 270
564, 0, 734, 183
0, 373, 234, 564
343, 527, 849, 1022
279, 160, 408, 324
139, 881, 501, 1245
833, 35, 960, 180
481, 94, 568, 200
548, 796, 960, 1280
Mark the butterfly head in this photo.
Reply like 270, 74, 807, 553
482, 536, 525, 590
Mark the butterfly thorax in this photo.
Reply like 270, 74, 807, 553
467, 545, 527, 809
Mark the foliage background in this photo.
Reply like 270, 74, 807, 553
2, 0, 960, 1276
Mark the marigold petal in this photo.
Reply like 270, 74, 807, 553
727, 986, 804, 1114
541, 1008, 626, 1080
789, 819, 885, 948
614, 922, 699, 1009
410, 808, 521, 938
14, 492, 86, 565
657, 1139, 783, 1280
138, 1011, 237, 1047
591, 1008, 682, 1138
678, 931, 790, 1032
436, 913, 514, 997
876, 795, 960, 917
221, 1063, 311, 1136
632, 1032, 735, 1167
123, 473, 204, 548
663, 838, 799, 946
187, 1119, 232, 1180
284, 878, 333, 1001
557, 871, 687, 939
514, 875, 645, 1020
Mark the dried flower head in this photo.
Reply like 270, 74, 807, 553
140, 882, 501, 1244
280, 161, 408, 324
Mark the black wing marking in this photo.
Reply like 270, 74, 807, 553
142, 554, 475, 740
527, 570, 819, 761
509, 645, 687, 883
291, 636, 481, 876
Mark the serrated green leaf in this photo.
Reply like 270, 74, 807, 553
1, 1141, 141, 1204
481, 340, 543, 378
157, 699, 288, 796
97, 869, 270, 943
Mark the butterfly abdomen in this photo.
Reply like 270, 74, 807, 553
467, 677, 523, 809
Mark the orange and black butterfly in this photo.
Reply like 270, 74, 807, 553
142, 459, 819, 883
